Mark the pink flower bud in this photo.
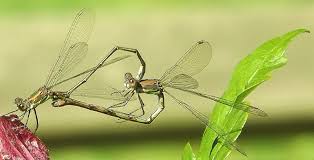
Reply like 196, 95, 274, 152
0, 114, 49, 160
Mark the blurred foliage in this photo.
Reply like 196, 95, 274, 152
51, 133, 314, 160
0, 0, 313, 13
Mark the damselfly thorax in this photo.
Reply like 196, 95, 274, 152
124, 72, 162, 94
15, 86, 50, 111
139, 79, 162, 94
14, 87, 70, 111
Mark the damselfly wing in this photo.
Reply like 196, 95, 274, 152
8, 9, 131, 131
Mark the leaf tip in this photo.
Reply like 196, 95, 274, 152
182, 142, 195, 160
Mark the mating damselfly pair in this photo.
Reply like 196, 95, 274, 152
4, 8, 268, 156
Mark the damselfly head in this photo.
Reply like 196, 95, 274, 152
14, 97, 29, 111
124, 72, 133, 80
124, 72, 136, 89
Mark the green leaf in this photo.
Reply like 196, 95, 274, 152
194, 28, 309, 160
182, 143, 196, 160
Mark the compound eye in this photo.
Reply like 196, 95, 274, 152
130, 79, 134, 83
18, 104, 23, 109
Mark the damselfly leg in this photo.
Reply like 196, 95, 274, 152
119, 91, 165, 123
68, 45, 145, 95
1, 109, 19, 117
72, 45, 146, 113
108, 91, 135, 109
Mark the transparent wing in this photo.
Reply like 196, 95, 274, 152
160, 40, 212, 85
45, 8, 95, 87
171, 87, 268, 117
164, 91, 247, 156
72, 85, 135, 102
50, 42, 88, 85
163, 74, 199, 89
48, 55, 131, 89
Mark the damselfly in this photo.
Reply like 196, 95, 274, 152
54, 40, 268, 155
5, 9, 134, 131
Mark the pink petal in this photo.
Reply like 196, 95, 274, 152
0, 114, 49, 160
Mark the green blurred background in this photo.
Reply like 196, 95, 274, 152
0, 0, 313, 159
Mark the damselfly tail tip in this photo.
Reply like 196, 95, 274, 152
231, 142, 247, 157
242, 151, 248, 157
250, 107, 268, 117
257, 110, 268, 117
223, 140, 248, 157
197, 40, 208, 44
